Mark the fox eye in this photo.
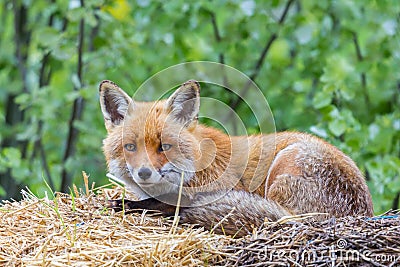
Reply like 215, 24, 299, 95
159, 144, 172, 152
124, 143, 136, 152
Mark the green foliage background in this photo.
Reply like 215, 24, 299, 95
0, 0, 399, 214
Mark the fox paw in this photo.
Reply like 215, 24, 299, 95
108, 199, 123, 212
108, 199, 139, 213
108, 197, 179, 216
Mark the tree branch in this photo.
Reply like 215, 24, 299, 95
0, 2, 7, 46
34, 129, 54, 189
392, 191, 399, 210
88, 12, 100, 51
61, 0, 86, 192
352, 32, 370, 108
228, 0, 294, 111
226, 0, 295, 114
31, 1, 59, 191
210, 11, 225, 65
12, 1, 30, 94
0, 1, 32, 199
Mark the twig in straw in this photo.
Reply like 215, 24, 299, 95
169, 171, 185, 236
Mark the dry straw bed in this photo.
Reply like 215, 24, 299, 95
225, 212, 400, 267
0, 176, 399, 267
0, 182, 231, 266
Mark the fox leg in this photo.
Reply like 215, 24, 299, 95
109, 198, 176, 216
109, 193, 192, 216
267, 174, 325, 217
267, 173, 373, 218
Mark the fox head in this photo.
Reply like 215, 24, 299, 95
99, 80, 204, 199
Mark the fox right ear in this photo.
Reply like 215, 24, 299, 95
165, 80, 200, 126
99, 80, 133, 129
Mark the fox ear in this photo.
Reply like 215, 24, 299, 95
99, 80, 133, 130
165, 80, 200, 126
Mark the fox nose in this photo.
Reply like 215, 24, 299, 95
138, 167, 152, 180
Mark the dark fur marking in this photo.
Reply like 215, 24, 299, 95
109, 193, 192, 217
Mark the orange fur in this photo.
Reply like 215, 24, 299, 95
100, 80, 374, 235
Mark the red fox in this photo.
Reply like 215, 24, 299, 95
100, 79, 374, 237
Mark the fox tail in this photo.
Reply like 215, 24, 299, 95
180, 190, 291, 237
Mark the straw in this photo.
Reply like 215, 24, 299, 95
1, 175, 399, 266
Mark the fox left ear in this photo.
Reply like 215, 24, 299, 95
99, 80, 134, 131
165, 80, 200, 126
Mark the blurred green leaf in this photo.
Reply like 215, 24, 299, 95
328, 118, 346, 137
313, 90, 332, 109
0, 148, 22, 170
0, 185, 5, 197
35, 27, 61, 49
67, 7, 86, 22
0, 0, 398, 215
